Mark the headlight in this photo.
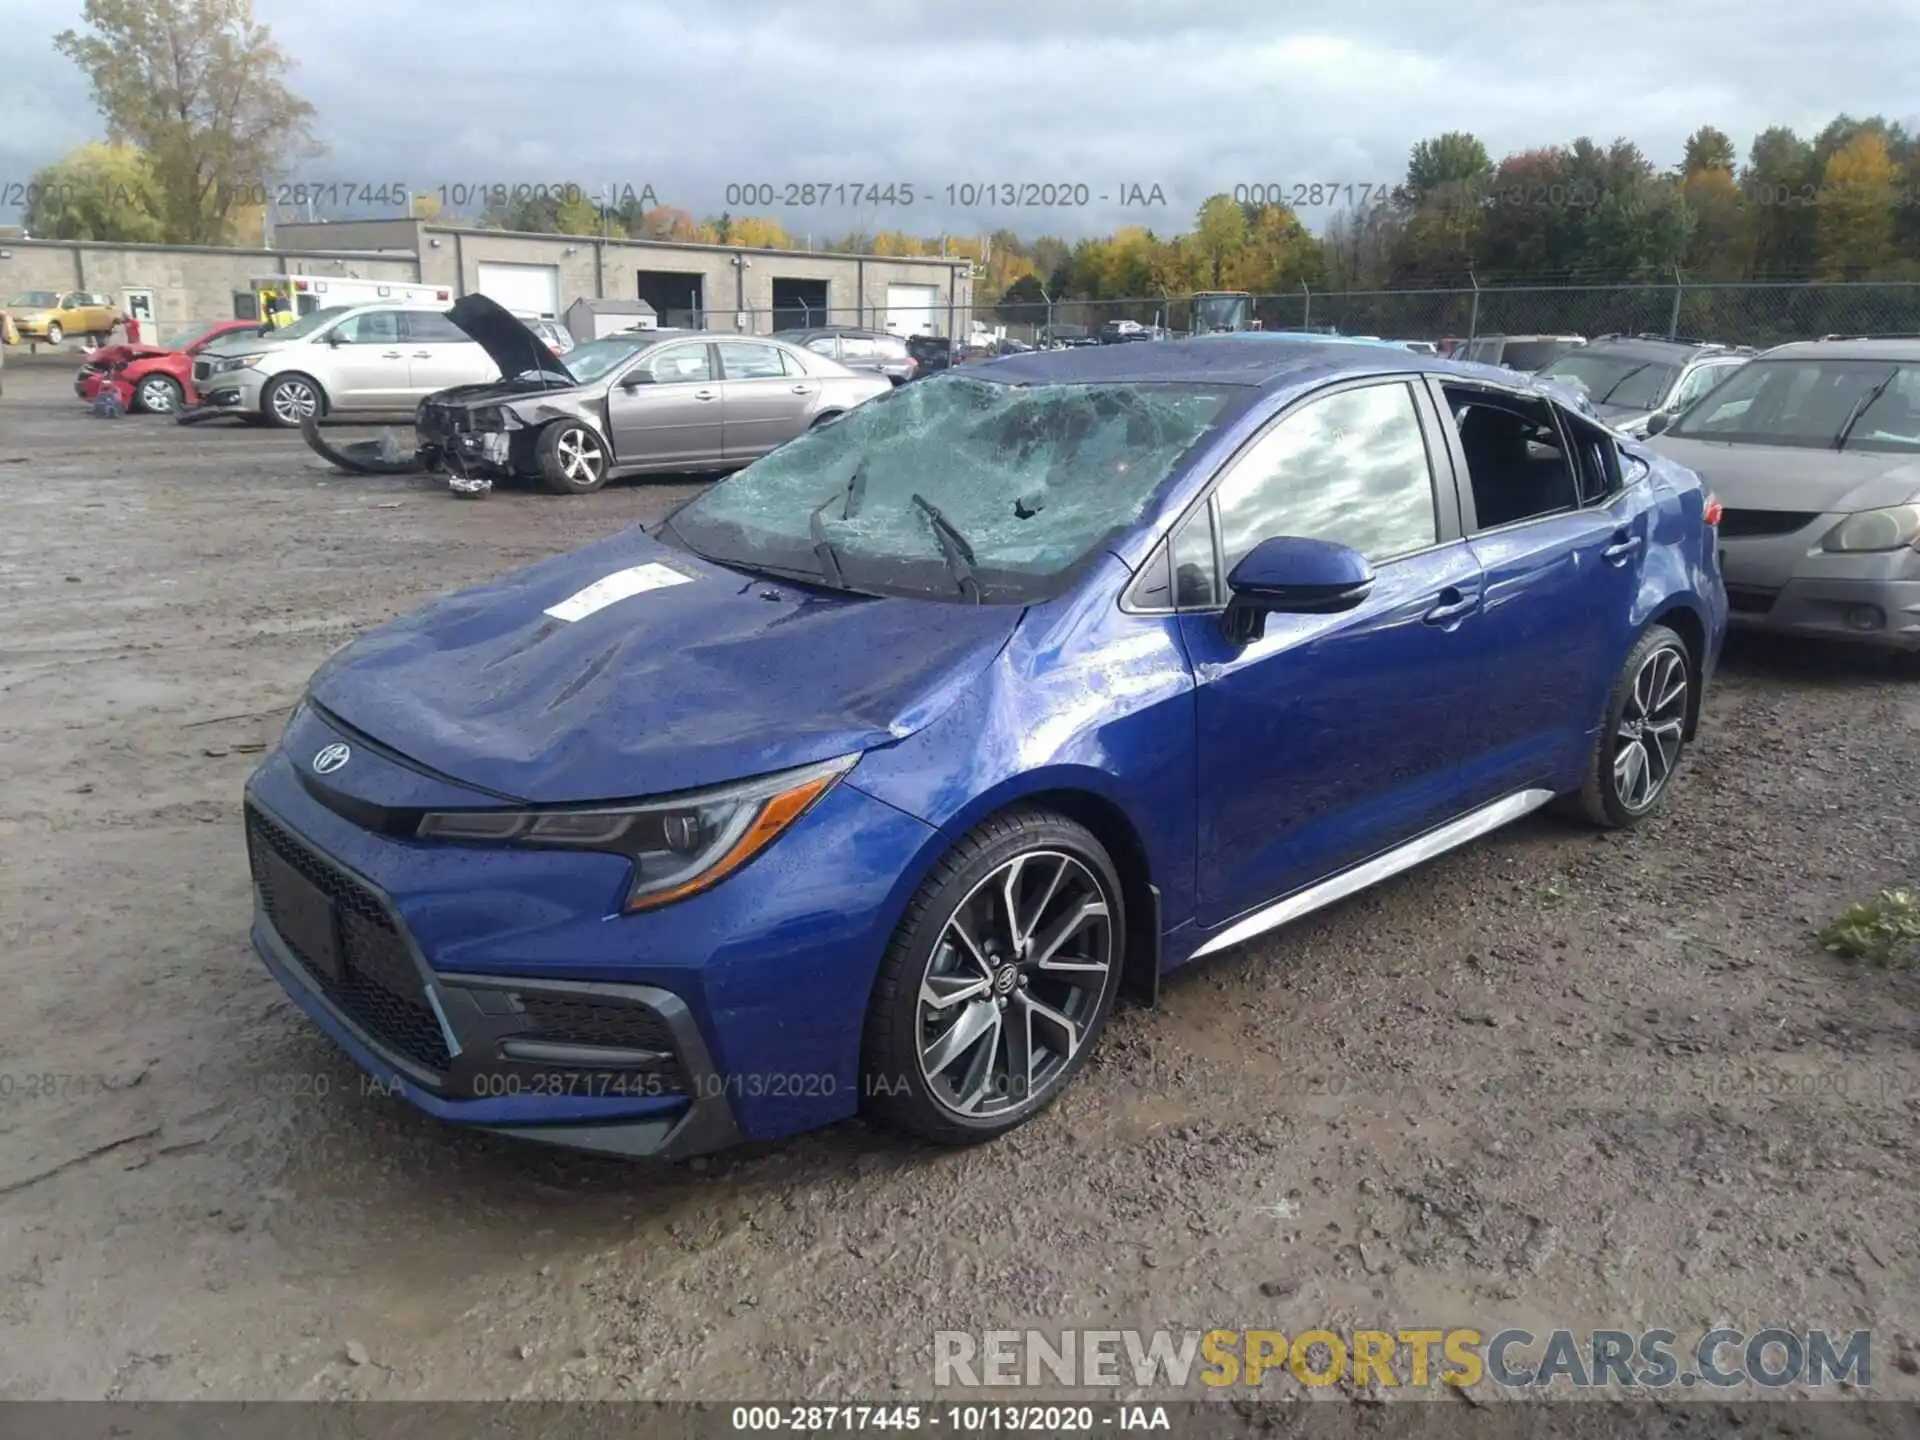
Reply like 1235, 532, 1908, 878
1821, 504, 1920, 553
211, 353, 265, 373
470, 407, 521, 431
415, 754, 857, 912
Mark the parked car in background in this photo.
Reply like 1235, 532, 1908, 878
1648, 337, 1920, 655
1536, 336, 1752, 438
1452, 334, 1587, 373
414, 296, 891, 495
775, 327, 917, 385
1394, 340, 1439, 356
8, 290, 121, 347
192, 302, 500, 426
1041, 325, 1097, 348
75, 319, 265, 414
515, 314, 575, 355
245, 337, 1724, 1159
906, 334, 957, 378
1099, 319, 1154, 344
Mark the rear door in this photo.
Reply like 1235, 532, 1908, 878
717, 340, 814, 460
605, 340, 723, 467
1428, 377, 1652, 793
400, 309, 499, 396
1176, 376, 1492, 927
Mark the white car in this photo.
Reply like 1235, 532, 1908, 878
191, 302, 500, 426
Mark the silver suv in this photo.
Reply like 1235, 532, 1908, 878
192, 303, 499, 425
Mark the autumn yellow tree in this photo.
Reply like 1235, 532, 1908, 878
22, 142, 165, 241
1817, 130, 1900, 278
729, 216, 793, 249
54, 0, 319, 244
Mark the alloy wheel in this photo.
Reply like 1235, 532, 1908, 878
270, 379, 319, 424
138, 377, 178, 412
1613, 645, 1688, 812
916, 850, 1114, 1119
556, 427, 606, 484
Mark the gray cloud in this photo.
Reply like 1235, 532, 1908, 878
5, 0, 1919, 237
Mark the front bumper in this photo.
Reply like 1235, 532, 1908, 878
1722, 529, 1920, 651
191, 366, 267, 413
241, 709, 941, 1156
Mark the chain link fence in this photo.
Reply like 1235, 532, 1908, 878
982, 282, 1920, 348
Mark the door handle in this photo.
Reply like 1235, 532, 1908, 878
412, 350, 431, 359
791, 384, 815, 394
381, 350, 405, 358
1602, 532, 1645, 564
1423, 586, 1482, 626
692, 388, 717, 401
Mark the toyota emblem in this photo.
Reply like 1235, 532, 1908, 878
312, 742, 351, 775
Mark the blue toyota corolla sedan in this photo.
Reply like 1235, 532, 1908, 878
244, 338, 1728, 1158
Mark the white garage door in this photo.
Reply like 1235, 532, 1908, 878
476, 262, 561, 318
883, 283, 941, 337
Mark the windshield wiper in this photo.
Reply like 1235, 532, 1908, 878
911, 492, 982, 603
1596, 362, 1653, 404
1835, 368, 1901, 451
808, 494, 850, 591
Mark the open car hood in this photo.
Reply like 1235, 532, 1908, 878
447, 293, 574, 386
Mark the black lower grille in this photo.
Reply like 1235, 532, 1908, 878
519, 993, 677, 1052
246, 804, 452, 1077
1726, 585, 1779, 615
1720, 508, 1820, 538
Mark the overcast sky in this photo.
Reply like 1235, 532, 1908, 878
5, 0, 1918, 240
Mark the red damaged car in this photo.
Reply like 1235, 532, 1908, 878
76, 319, 266, 414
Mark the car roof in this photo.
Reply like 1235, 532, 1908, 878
961, 335, 1572, 395
1763, 337, 1920, 362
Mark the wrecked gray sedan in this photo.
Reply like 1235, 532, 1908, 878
304, 295, 891, 497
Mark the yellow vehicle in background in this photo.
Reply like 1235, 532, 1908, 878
8, 289, 121, 346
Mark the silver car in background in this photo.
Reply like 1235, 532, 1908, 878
415, 297, 892, 495
1648, 337, 1920, 653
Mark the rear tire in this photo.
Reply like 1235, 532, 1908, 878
1575, 624, 1693, 828
862, 808, 1124, 1146
535, 421, 610, 494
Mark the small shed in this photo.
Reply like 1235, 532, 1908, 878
564, 297, 659, 343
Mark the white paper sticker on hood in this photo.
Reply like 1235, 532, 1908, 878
543, 562, 695, 622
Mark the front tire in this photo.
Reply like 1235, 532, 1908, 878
262, 373, 324, 428
1576, 624, 1693, 828
46, 321, 64, 345
536, 421, 610, 494
134, 374, 183, 414
862, 809, 1124, 1145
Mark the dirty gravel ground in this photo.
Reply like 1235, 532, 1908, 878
2, 362, 1919, 1416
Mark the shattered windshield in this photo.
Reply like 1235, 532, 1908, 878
663, 374, 1238, 603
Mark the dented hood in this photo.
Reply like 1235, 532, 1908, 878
308, 527, 1021, 803
447, 293, 573, 385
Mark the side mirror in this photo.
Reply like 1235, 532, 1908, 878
1644, 410, 1673, 436
1221, 536, 1374, 645
619, 369, 655, 388
324, 329, 345, 346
